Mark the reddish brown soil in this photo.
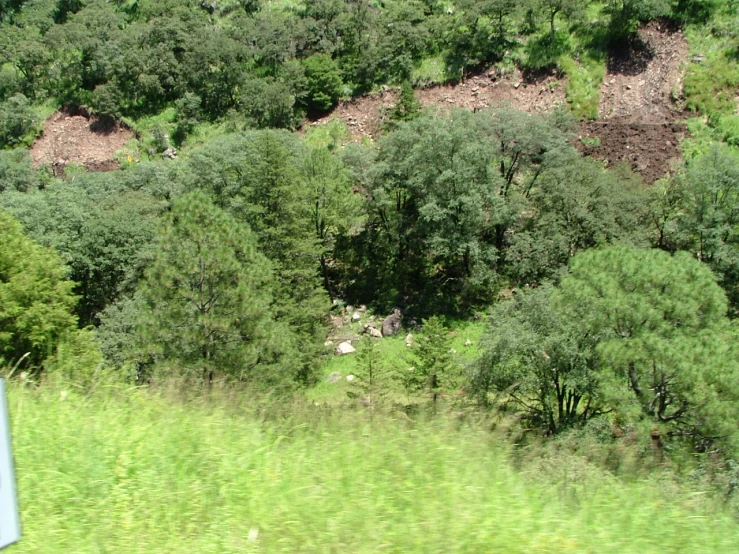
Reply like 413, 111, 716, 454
578, 120, 686, 183
30, 107, 134, 173
310, 22, 690, 183
581, 21, 689, 182
310, 68, 566, 141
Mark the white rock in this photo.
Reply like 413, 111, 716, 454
335, 342, 356, 355
346, 374, 356, 382
352, 312, 362, 321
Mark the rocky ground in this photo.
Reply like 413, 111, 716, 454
311, 21, 691, 183
29, 106, 133, 174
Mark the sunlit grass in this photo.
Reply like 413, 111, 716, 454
560, 55, 605, 120
5, 379, 739, 553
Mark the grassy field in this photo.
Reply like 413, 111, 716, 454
5, 378, 739, 554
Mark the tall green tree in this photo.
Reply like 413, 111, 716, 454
0, 210, 101, 378
648, 145, 739, 315
413, 316, 459, 406
474, 285, 606, 433
506, 158, 648, 284
559, 247, 739, 450
302, 145, 361, 298
137, 191, 299, 385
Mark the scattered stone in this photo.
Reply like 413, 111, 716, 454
346, 305, 355, 313
335, 342, 356, 355
692, 55, 706, 63
346, 374, 356, 382
368, 327, 383, 339
359, 305, 368, 313
464, 339, 473, 347
382, 310, 403, 337
327, 371, 342, 383
352, 312, 362, 322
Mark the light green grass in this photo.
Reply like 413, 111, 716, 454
684, 13, 739, 116
412, 56, 450, 87
310, 319, 486, 404
560, 55, 605, 120
5, 380, 739, 553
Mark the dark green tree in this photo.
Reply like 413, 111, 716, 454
387, 82, 422, 127
0, 93, 38, 147
137, 191, 299, 385
0, 210, 101, 378
474, 285, 606, 433
301, 53, 343, 113
506, 158, 648, 284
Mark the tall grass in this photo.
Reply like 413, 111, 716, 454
560, 55, 606, 120
5, 380, 739, 553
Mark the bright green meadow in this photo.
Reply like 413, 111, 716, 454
5, 380, 739, 554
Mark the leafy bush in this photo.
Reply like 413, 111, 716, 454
0, 93, 38, 148
301, 54, 344, 113
0, 149, 36, 192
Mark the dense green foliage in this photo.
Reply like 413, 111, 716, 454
0, 210, 100, 378
4, 1, 739, 548
0, 0, 722, 137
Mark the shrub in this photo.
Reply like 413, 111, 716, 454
301, 54, 343, 113
0, 93, 38, 148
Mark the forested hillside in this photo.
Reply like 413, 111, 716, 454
3, 0, 739, 552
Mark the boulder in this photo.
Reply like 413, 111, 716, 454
381, 310, 403, 337
346, 374, 356, 382
368, 327, 383, 339
352, 312, 362, 322
335, 341, 356, 355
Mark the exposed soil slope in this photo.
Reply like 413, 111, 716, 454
599, 21, 687, 123
311, 68, 566, 141
312, 22, 690, 183
30, 107, 134, 173
577, 21, 689, 182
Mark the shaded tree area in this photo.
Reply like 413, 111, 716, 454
474, 247, 739, 455
335, 109, 649, 316
0, 0, 720, 140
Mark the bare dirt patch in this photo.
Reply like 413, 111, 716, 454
30, 107, 134, 173
578, 120, 686, 183
309, 68, 566, 142
310, 23, 690, 183
583, 21, 689, 182
599, 21, 688, 123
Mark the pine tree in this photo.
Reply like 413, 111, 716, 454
138, 191, 299, 386
414, 316, 459, 406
